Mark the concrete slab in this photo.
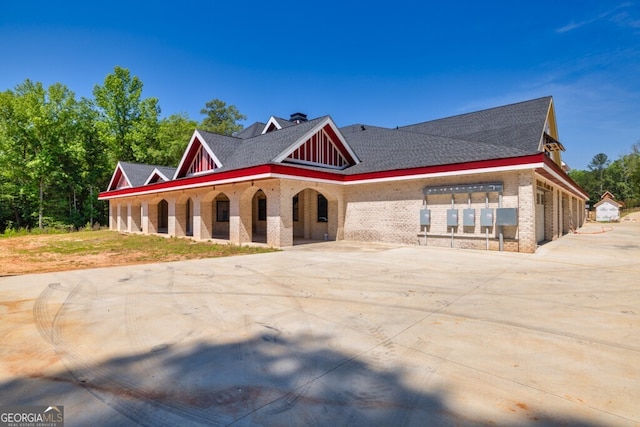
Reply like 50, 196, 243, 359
1, 221, 639, 426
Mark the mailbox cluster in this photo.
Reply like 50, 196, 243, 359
420, 207, 518, 227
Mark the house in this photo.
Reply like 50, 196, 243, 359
594, 191, 622, 222
98, 96, 588, 253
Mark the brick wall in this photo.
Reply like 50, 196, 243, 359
343, 171, 528, 252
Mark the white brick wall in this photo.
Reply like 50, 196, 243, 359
342, 171, 532, 252
108, 168, 585, 253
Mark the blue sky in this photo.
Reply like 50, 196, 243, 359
1, 1, 639, 169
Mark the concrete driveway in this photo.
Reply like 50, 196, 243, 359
1, 220, 638, 426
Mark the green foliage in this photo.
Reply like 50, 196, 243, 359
199, 98, 246, 135
93, 66, 160, 164
0, 66, 247, 232
570, 147, 640, 208
147, 113, 198, 166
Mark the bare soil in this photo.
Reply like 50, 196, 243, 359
0, 231, 269, 276
0, 234, 144, 276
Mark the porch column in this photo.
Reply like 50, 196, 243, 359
109, 202, 117, 230
126, 202, 133, 232
174, 199, 187, 237
130, 202, 142, 232
141, 201, 150, 234
303, 190, 313, 239
265, 182, 293, 247
167, 198, 177, 237
192, 195, 203, 240
229, 191, 251, 245
117, 203, 127, 232
336, 192, 345, 241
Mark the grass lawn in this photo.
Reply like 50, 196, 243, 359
0, 230, 277, 276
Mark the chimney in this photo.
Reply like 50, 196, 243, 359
290, 112, 307, 123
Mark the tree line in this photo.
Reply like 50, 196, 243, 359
0, 66, 245, 232
569, 148, 640, 208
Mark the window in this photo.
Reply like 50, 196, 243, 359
317, 194, 328, 222
216, 200, 229, 222
258, 198, 267, 221
293, 195, 299, 222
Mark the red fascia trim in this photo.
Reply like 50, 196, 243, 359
99, 154, 547, 199
269, 164, 346, 181
342, 153, 545, 182
99, 165, 274, 198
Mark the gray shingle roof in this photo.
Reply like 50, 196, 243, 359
336, 125, 530, 175
118, 162, 158, 187
181, 117, 328, 178
119, 162, 177, 186
234, 122, 265, 139
399, 96, 551, 153
153, 166, 177, 180
112, 97, 553, 187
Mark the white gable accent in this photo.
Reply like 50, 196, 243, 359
273, 117, 360, 169
106, 162, 132, 191
174, 130, 223, 179
261, 116, 283, 134
144, 168, 172, 185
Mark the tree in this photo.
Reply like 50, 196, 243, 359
76, 97, 111, 227
93, 66, 160, 164
0, 80, 85, 229
199, 98, 246, 135
587, 153, 610, 195
147, 113, 198, 166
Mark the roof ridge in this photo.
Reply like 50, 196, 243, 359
402, 96, 551, 128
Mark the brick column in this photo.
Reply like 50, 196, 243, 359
265, 182, 294, 248
230, 187, 251, 246
141, 201, 150, 234
167, 198, 177, 237
192, 195, 203, 240
518, 171, 536, 253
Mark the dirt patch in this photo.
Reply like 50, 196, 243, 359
0, 243, 148, 276
0, 231, 271, 276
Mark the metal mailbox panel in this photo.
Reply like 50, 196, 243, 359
496, 208, 518, 226
447, 209, 459, 227
480, 208, 494, 227
420, 208, 431, 226
463, 208, 475, 226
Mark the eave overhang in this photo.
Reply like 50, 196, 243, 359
535, 154, 589, 200
98, 153, 587, 201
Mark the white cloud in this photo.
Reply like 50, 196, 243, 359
556, 2, 635, 33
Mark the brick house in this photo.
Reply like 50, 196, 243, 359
99, 96, 588, 252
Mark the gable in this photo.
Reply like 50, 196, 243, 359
144, 168, 172, 185
601, 191, 615, 200
274, 119, 359, 170
174, 131, 222, 179
262, 116, 283, 134
106, 164, 131, 191
595, 198, 621, 209
540, 100, 564, 167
